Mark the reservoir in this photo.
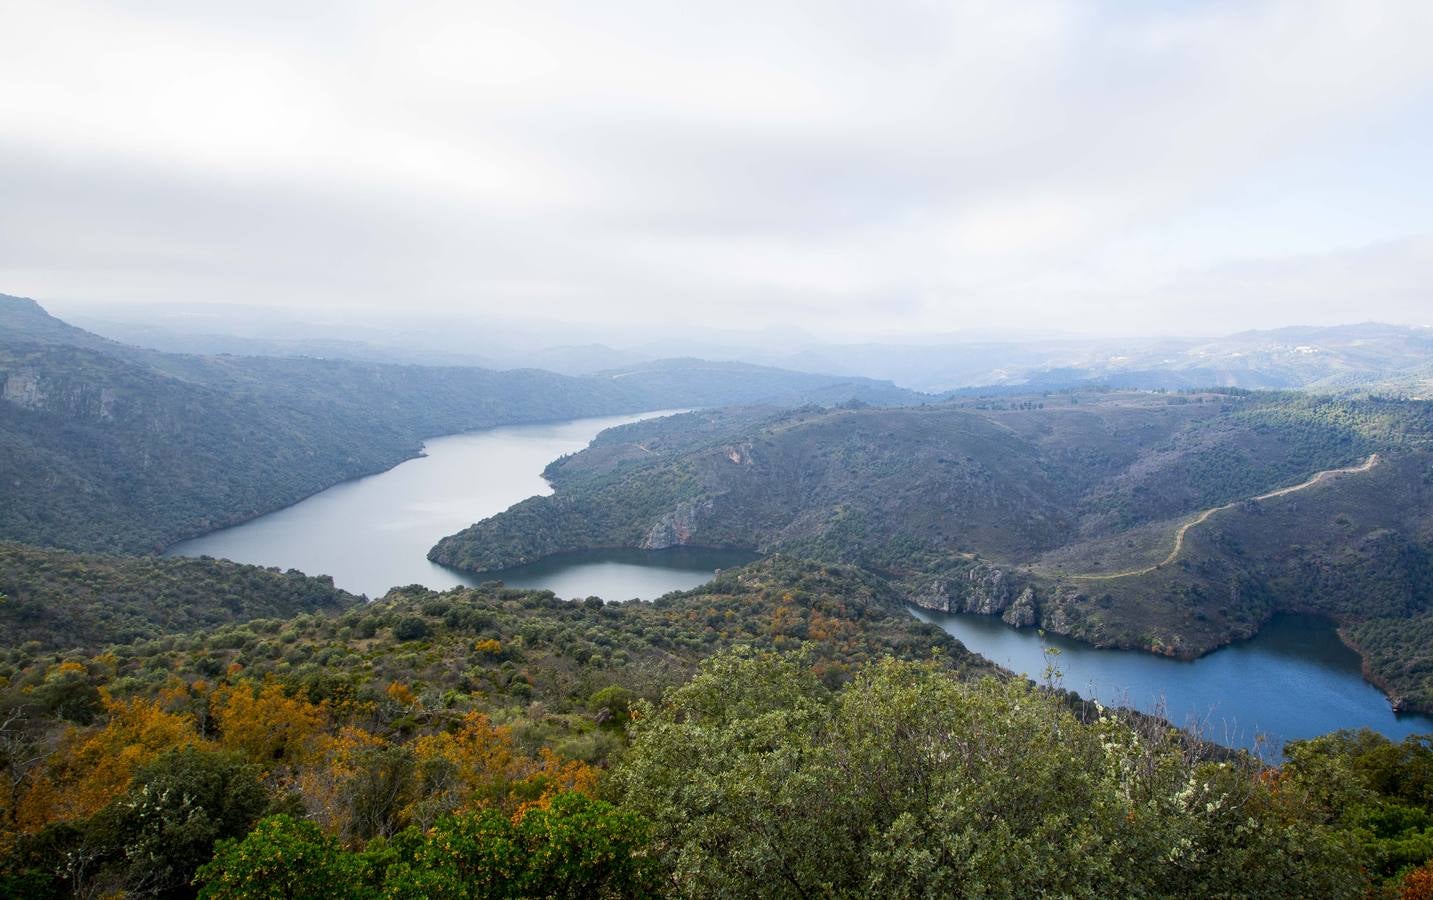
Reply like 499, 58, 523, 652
169, 411, 747, 599
171, 411, 1432, 754
914, 607, 1433, 755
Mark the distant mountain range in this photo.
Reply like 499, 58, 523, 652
61, 302, 1431, 393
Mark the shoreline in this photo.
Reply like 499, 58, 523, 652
160, 407, 678, 557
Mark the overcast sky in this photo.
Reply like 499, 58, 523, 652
2, 0, 1431, 338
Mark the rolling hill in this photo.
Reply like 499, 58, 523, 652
0, 293, 920, 552
429, 391, 1433, 711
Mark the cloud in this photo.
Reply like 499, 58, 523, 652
1, 0, 1430, 337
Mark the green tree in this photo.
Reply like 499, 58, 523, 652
196, 814, 368, 900
373, 793, 657, 899
617, 647, 1368, 898
92, 748, 269, 898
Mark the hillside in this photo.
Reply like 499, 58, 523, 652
0, 542, 360, 652
430, 391, 1433, 711
1, 554, 1423, 896
0, 294, 920, 552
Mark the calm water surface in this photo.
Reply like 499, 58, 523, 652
485, 547, 759, 601
171, 411, 1431, 752
167, 411, 739, 598
914, 607, 1433, 755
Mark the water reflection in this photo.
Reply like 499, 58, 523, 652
914, 608, 1433, 755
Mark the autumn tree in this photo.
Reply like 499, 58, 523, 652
211, 681, 325, 768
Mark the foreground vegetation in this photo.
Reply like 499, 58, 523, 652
0, 551, 1428, 896
3, 636, 1430, 897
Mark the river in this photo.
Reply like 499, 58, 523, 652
170, 411, 1432, 754
169, 411, 750, 599
914, 607, 1433, 755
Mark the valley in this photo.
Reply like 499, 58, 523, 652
429, 395, 1433, 714
9, 7, 1433, 891
3, 299, 1431, 896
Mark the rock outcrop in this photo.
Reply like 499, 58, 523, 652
1001, 586, 1038, 628
909, 563, 1019, 616
641, 499, 714, 549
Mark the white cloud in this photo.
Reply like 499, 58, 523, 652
0, 0, 1430, 337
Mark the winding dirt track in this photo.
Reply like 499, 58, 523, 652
1067, 453, 1380, 581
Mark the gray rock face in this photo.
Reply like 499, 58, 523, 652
909, 563, 1017, 615
1001, 586, 1038, 628
3, 373, 118, 421
1039, 586, 1085, 634
641, 499, 713, 549
2, 373, 42, 409
723, 442, 754, 465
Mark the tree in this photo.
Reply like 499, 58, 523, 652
89, 748, 268, 897
616, 647, 1368, 898
375, 792, 657, 899
211, 681, 325, 767
195, 814, 367, 900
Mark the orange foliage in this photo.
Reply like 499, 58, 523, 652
19, 693, 206, 829
386, 682, 418, 707
513, 748, 599, 817
807, 610, 854, 643
1402, 861, 1433, 900
406, 711, 597, 824
298, 725, 388, 836
211, 680, 326, 766
410, 711, 521, 810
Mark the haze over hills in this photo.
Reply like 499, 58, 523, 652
0, 294, 918, 553
58, 299, 1432, 394
6, 0, 1433, 893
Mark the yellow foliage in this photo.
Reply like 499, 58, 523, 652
406, 712, 598, 823
212, 680, 326, 766
473, 638, 503, 655
21, 693, 207, 828
512, 748, 599, 818
410, 711, 520, 811
386, 682, 418, 707
298, 725, 387, 836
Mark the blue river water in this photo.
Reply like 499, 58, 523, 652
913, 606, 1433, 755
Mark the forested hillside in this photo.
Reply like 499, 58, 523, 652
0, 543, 360, 652
3, 554, 1429, 897
430, 392, 1433, 711
0, 294, 917, 552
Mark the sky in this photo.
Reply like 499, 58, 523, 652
1, 0, 1431, 339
